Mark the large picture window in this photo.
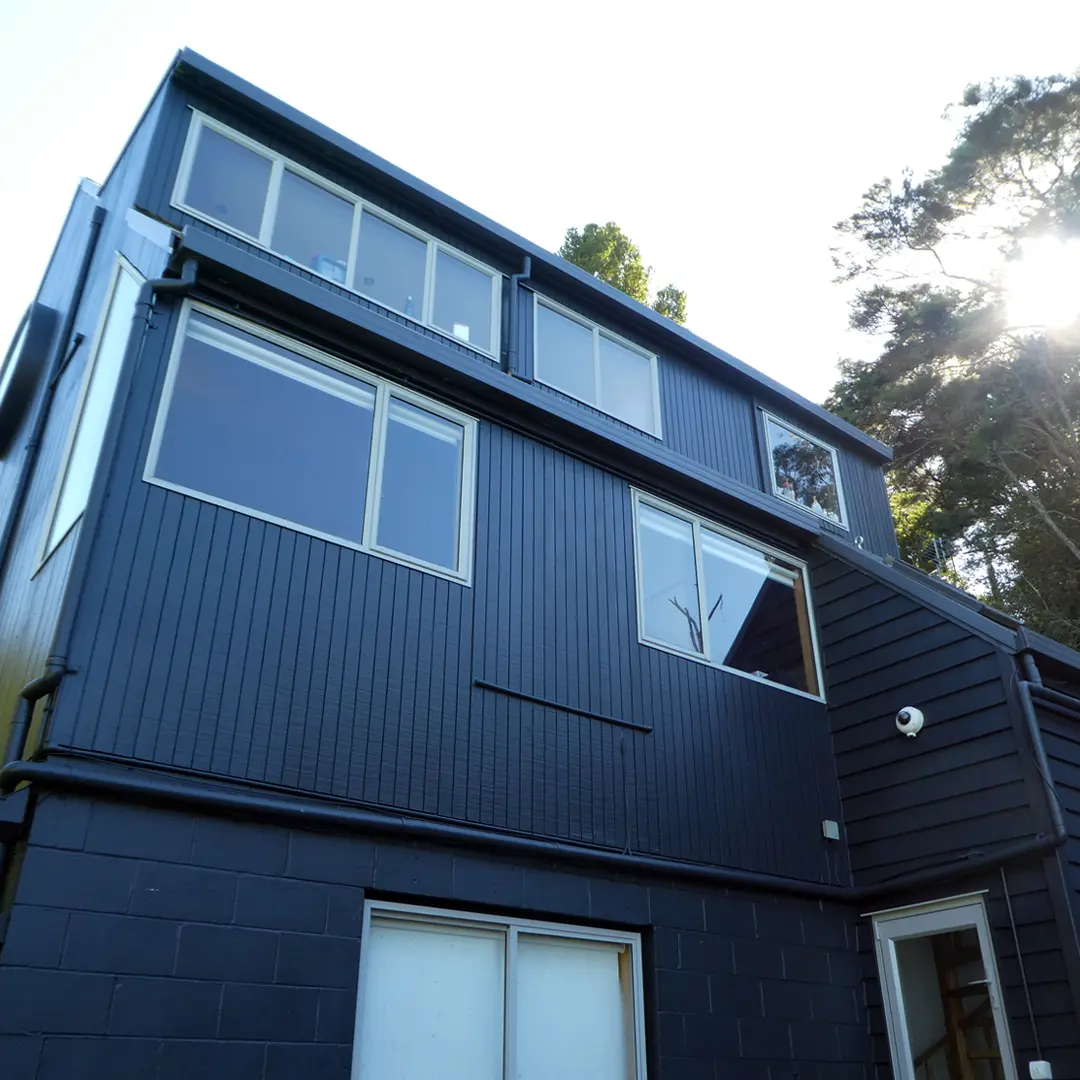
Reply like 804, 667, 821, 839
172, 113, 501, 357
631, 490, 823, 699
354, 902, 647, 1080
763, 412, 846, 527
534, 296, 661, 436
145, 303, 477, 584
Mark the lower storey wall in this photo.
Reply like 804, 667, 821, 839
855, 855, 1080, 1080
0, 793, 875, 1079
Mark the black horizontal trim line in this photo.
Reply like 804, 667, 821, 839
0, 750, 1066, 904
174, 230, 823, 546
474, 680, 652, 732
171, 49, 891, 464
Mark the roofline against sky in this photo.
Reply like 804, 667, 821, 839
166, 47, 892, 464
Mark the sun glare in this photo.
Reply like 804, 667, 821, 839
1004, 236, 1080, 329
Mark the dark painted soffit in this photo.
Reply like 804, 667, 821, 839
166, 47, 892, 466
819, 533, 1080, 677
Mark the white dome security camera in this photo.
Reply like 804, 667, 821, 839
896, 707, 925, 738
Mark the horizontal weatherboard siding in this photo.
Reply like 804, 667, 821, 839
812, 553, 1035, 883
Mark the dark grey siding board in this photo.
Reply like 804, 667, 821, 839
657, 357, 760, 488
1038, 709, 1080, 976
835, 447, 898, 559
51, 305, 849, 880
815, 555, 1036, 884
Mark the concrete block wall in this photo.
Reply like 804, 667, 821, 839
0, 793, 875, 1079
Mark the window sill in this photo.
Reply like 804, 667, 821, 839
637, 635, 826, 703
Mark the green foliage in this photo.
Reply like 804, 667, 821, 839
559, 222, 688, 324
652, 284, 688, 325
559, 222, 651, 303
830, 73, 1080, 647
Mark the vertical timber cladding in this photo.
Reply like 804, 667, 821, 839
51, 309, 845, 880
138, 84, 897, 557
0, 794, 872, 1077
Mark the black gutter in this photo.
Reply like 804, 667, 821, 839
172, 48, 891, 463
505, 255, 531, 378
0, 203, 106, 590
0, 748, 1067, 905
174, 228, 821, 544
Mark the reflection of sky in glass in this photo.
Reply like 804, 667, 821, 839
155, 316, 376, 544
701, 529, 771, 662
637, 505, 702, 654
377, 398, 464, 570
598, 336, 654, 431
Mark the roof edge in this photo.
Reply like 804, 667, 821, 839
169, 48, 892, 465
816, 534, 1017, 649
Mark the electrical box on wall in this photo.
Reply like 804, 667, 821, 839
1029, 1062, 1052, 1079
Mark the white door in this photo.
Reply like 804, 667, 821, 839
871, 896, 1017, 1080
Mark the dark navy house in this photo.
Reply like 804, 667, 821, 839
4, 50, 1080, 1080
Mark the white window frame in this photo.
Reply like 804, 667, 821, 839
353, 900, 648, 1080
533, 294, 662, 438
866, 893, 1018, 1080
144, 300, 478, 586
37, 254, 146, 570
761, 409, 848, 529
171, 111, 502, 359
630, 488, 825, 701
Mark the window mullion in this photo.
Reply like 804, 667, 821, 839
345, 203, 364, 291
259, 159, 284, 247
504, 926, 518, 1080
362, 382, 391, 551
691, 517, 711, 662
593, 328, 603, 407
422, 241, 437, 326
490, 273, 501, 362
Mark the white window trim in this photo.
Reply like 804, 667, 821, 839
870, 893, 1018, 1080
37, 254, 146, 572
761, 409, 849, 529
354, 900, 648, 1080
630, 488, 825, 702
171, 110, 502, 360
533, 293, 662, 438
143, 300, 478, 586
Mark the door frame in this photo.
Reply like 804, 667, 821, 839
866, 892, 1018, 1080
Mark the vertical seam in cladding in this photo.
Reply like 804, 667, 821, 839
173, 501, 221, 769
192, 509, 239, 771
134, 495, 185, 760
299, 539, 330, 790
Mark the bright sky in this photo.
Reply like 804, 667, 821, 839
2, 0, 1079, 403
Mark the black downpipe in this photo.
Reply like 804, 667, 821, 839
505, 255, 531, 377
2, 659, 70, 768
4, 258, 199, 769
0, 205, 106, 589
